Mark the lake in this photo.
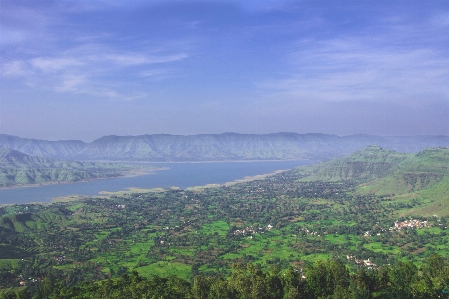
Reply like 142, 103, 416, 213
0, 160, 313, 205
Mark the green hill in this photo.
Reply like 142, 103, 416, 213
358, 147, 449, 195
293, 145, 409, 183
293, 146, 449, 216
0, 148, 133, 187
0, 208, 70, 233
0, 208, 72, 260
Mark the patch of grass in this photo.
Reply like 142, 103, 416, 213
134, 261, 191, 280
325, 234, 356, 245
364, 242, 401, 254
169, 248, 194, 257
199, 221, 229, 236
302, 253, 332, 264
129, 239, 155, 255
0, 259, 21, 270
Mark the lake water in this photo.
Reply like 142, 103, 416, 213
0, 160, 312, 205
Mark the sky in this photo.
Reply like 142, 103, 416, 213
1, 0, 449, 141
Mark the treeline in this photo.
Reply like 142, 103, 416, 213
2, 255, 448, 299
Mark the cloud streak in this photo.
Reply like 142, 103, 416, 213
0, 1, 191, 101
2, 46, 188, 99
258, 25, 449, 105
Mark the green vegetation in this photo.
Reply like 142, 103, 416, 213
296, 146, 449, 216
1, 256, 448, 298
296, 145, 409, 182
0, 148, 144, 188
0, 146, 448, 297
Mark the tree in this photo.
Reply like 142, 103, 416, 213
306, 259, 349, 298
193, 276, 215, 299
209, 278, 236, 299
388, 261, 418, 299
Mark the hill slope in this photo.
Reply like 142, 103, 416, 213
357, 147, 449, 195
293, 145, 409, 182
0, 134, 85, 159
292, 146, 449, 216
0, 148, 133, 187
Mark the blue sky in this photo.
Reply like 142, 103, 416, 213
1, 0, 448, 141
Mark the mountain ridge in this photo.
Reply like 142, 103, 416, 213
1, 133, 448, 162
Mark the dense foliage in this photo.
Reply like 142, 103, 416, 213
1, 255, 448, 299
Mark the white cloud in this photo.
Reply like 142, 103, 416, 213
103, 54, 151, 66
84, 89, 147, 101
0, 1, 190, 101
139, 68, 180, 81
55, 75, 86, 92
2, 46, 188, 99
31, 57, 85, 73
2, 60, 28, 77
103, 52, 187, 66
259, 35, 449, 104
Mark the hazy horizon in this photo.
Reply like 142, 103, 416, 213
1, 0, 448, 141
2, 131, 449, 144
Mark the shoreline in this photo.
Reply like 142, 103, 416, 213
47, 169, 290, 203
185, 169, 288, 191
0, 160, 311, 206
0, 167, 168, 191
80, 158, 312, 164
0, 160, 312, 191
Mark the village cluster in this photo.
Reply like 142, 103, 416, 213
298, 227, 320, 236
390, 219, 429, 231
364, 219, 431, 237
54, 255, 66, 265
346, 255, 378, 269
233, 224, 273, 236
16, 275, 37, 287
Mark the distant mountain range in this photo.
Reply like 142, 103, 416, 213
1, 133, 448, 162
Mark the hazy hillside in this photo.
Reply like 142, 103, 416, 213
0, 148, 133, 188
0, 148, 53, 168
293, 145, 409, 182
74, 133, 341, 161
1, 133, 449, 162
292, 146, 449, 216
0, 134, 86, 159
354, 148, 449, 193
